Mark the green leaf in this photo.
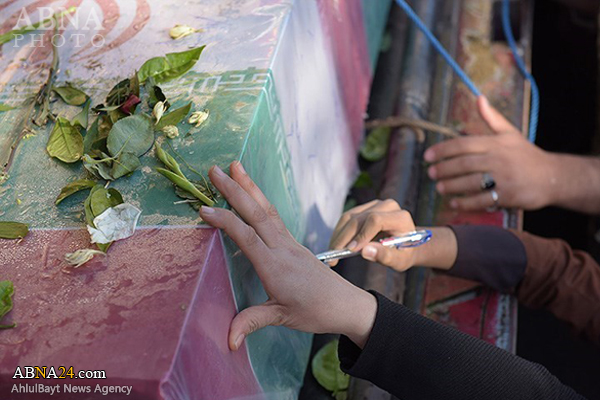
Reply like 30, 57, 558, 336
156, 102, 192, 130
138, 46, 206, 84
53, 85, 88, 106
0, 222, 29, 240
353, 171, 373, 189
87, 186, 124, 222
82, 154, 113, 181
55, 179, 96, 205
0, 103, 17, 112
84, 185, 103, 226
156, 168, 214, 206
360, 127, 391, 162
47, 117, 84, 163
106, 114, 154, 157
0, 281, 16, 329
72, 99, 90, 129
110, 152, 141, 179
311, 340, 349, 394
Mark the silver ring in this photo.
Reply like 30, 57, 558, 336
486, 189, 499, 212
480, 172, 496, 191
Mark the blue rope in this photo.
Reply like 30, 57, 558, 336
394, 0, 539, 143
394, 0, 481, 97
502, 0, 539, 143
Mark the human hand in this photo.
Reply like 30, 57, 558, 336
424, 96, 555, 211
328, 199, 418, 271
199, 162, 377, 351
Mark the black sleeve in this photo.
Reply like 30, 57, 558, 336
446, 225, 526, 293
338, 291, 585, 400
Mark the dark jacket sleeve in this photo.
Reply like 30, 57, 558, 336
338, 291, 585, 400
447, 225, 600, 344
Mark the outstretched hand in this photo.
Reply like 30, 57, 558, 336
424, 96, 555, 211
200, 162, 377, 351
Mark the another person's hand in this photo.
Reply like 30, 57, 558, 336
199, 162, 377, 351
328, 199, 418, 270
424, 96, 555, 211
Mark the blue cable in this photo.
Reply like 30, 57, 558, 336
394, 0, 539, 143
394, 0, 481, 97
502, 0, 539, 143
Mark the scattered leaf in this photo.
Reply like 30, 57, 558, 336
157, 102, 192, 130
0, 222, 29, 240
312, 340, 349, 398
360, 127, 391, 162
111, 152, 141, 179
64, 249, 105, 268
82, 154, 113, 181
138, 46, 206, 84
53, 85, 88, 106
146, 83, 168, 109
47, 117, 84, 163
0, 103, 17, 112
89, 187, 124, 217
156, 168, 214, 206
106, 114, 154, 157
0, 281, 16, 329
55, 179, 96, 205
72, 99, 90, 128
87, 203, 141, 244
353, 171, 373, 189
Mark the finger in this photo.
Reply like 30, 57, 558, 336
449, 191, 499, 211
200, 206, 270, 267
436, 173, 485, 195
208, 165, 279, 246
428, 154, 489, 180
478, 96, 517, 134
330, 199, 400, 248
353, 210, 413, 250
229, 302, 284, 351
361, 243, 412, 271
424, 136, 491, 163
229, 161, 288, 234
330, 215, 364, 251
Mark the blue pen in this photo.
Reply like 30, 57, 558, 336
316, 229, 432, 262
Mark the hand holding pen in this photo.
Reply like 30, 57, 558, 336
327, 199, 427, 271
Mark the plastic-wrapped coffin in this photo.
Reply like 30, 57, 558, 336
0, 0, 390, 399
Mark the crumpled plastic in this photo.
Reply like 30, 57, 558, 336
87, 203, 142, 244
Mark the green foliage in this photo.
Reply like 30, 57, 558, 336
156, 102, 192, 130
138, 46, 206, 84
55, 179, 96, 205
360, 127, 391, 162
0, 281, 16, 329
46, 117, 84, 163
312, 340, 349, 399
53, 85, 88, 106
106, 114, 154, 157
0, 222, 29, 240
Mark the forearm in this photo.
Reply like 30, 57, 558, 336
546, 153, 600, 214
339, 292, 585, 400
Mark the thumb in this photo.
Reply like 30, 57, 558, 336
477, 96, 517, 134
229, 302, 283, 351
361, 243, 412, 271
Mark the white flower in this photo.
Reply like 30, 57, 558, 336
87, 203, 142, 244
188, 109, 209, 128
162, 125, 179, 139
169, 24, 198, 40
153, 101, 166, 123
64, 249, 105, 268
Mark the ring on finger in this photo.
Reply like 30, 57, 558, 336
486, 189, 500, 212
480, 172, 496, 191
